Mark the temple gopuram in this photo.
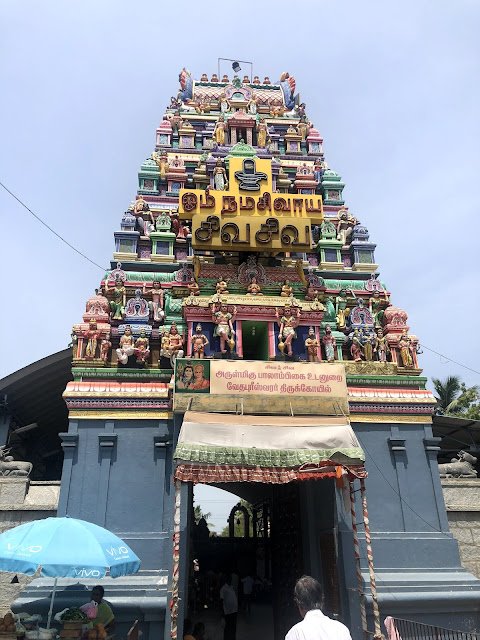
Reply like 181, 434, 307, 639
10, 68, 480, 639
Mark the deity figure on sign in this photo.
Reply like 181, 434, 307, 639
374, 328, 390, 363
322, 324, 336, 362
280, 279, 293, 298
191, 324, 209, 359
134, 328, 150, 365
276, 305, 300, 357
143, 280, 165, 323
363, 332, 375, 361
161, 323, 185, 367
100, 338, 111, 364
214, 116, 227, 145
350, 329, 364, 362
190, 363, 210, 390
256, 118, 268, 148
305, 327, 320, 363
216, 279, 229, 295
335, 289, 349, 329
107, 275, 127, 321
116, 325, 135, 365
247, 277, 263, 296
213, 158, 228, 191
212, 303, 236, 354
398, 330, 414, 368
84, 319, 101, 360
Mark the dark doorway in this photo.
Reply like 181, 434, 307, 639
242, 322, 269, 360
184, 479, 340, 640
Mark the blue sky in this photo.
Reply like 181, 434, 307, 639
1, 0, 479, 530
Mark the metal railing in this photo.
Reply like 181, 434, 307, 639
388, 617, 480, 640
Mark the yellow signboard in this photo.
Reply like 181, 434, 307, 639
178, 156, 323, 252
173, 359, 349, 415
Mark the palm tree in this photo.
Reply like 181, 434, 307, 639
432, 376, 462, 414
194, 504, 213, 529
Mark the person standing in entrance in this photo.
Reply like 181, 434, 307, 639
286, 575, 352, 640
220, 574, 238, 640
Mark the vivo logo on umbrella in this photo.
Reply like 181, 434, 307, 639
6, 543, 43, 554
105, 546, 130, 558
74, 568, 102, 578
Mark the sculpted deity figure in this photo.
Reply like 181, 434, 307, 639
350, 329, 364, 362
191, 324, 209, 359
100, 338, 111, 364
161, 323, 185, 367
247, 277, 263, 296
213, 303, 236, 354
107, 275, 127, 321
213, 158, 228, 191
398, 330, 414, 368
335, 289, 349, 329
256, 118, 268, 148
143, 280, 165, 323
134, 328, 150, 365
248, 97, 258, 115
305, 283, 318, 302
152, 151, 169, 180
84, 319, 101, 359
322, 324, 336, 362
297, 118, 309, 141
305, 327, 320, 362
281, 279, 293, 298
374, 328, 390, 363
188, 277, 200, 296
369, 291, 389, 329
0, 446, 32, 478
131, 195, 155, 237
116, 325, 135, 365
214, 116, 227, 145
336, 210, 357, 246
220, 95, 229, 113
276, 305, 300, 357
216, 279, 229, 296
363, 332, 375, 361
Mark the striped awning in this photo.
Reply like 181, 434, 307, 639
174, 411, 366, 484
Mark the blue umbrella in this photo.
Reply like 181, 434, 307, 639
0, 516, 141, 627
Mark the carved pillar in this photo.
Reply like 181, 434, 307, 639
236, 321, 243, 357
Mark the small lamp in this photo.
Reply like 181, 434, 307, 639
232, 61, 241, 73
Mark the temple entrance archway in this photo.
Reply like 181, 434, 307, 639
184, 479, 342, 640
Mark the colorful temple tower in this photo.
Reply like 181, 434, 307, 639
49, 68, 480, 639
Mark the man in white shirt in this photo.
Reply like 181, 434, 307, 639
286, 575, 352, 640
219, 574, 238, 640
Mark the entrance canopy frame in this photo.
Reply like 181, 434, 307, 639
169, 411, 382, 640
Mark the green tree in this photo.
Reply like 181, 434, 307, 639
432, 375, 462, 414
432, 376, 480, 418
194, 504, 214, 529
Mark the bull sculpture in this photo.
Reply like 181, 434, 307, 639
438, 450, 478, 478
0, 446, 33, 477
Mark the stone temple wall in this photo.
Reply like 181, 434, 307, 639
442, 479, 480, 579
0, 480, 59, 615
